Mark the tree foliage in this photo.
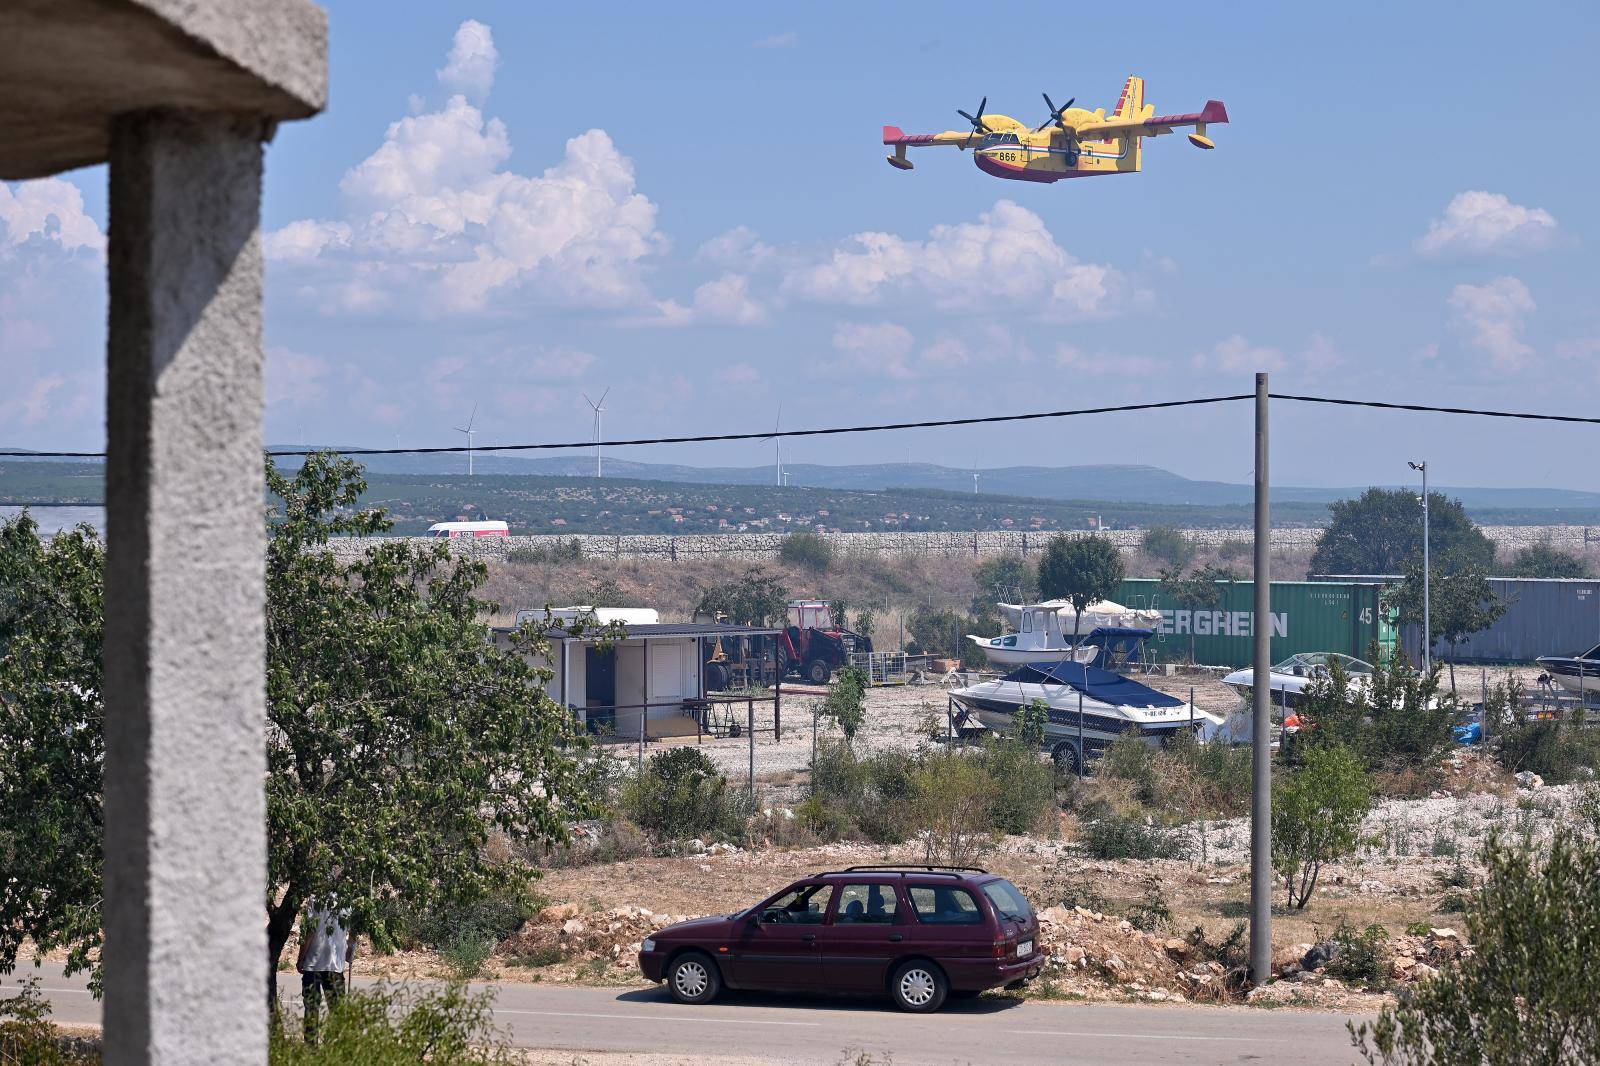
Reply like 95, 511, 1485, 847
777, 531, 834, 572
1507, 542, 1589, 579
818, 665, 868, 742
906, 606, 987, 667
1037, 535, 1126, 636
0, 455, 600, 1003
1295, 652, 1463, 774
1353, 800, 1600, 1065
693, 567, 789, 626
1155, 564, 1235, 662
1140, 525, 1195, 568
1309, 488, 1494, 577
971, 554, 1036, 616
1272, 743, 1373, 908
1384, 564, 1507, 688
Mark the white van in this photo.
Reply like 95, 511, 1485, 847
425, 520, 510, 538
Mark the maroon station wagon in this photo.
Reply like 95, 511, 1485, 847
638, 866, 1043, 1012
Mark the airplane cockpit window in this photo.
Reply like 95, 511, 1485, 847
979, 132, 1021, 148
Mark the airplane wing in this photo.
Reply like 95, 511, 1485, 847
882, 126, 977, 148
1076, 100, 1229, 140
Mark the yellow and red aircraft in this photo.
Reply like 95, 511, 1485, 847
883, 76, 1227, 183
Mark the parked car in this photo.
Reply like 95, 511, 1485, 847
637, 865, 1043, 1012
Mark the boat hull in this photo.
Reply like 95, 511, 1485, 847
1537, 657, 1600, 698
949, 685, 1218, 751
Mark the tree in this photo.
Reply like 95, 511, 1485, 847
906, 606, 986, 667
829, 597, 848, 629
852, 609, 876, 639
1141, 525, 1195, 569
778, 531, 834, 572
694, 567, 789, 626
1155, 565, 1233, 662
0, 455, 599, 1006
1272, 743, 1373, 908
818, 666, 868, 743
1037, 535, 1126, 641
1384, 565, 1507, 691
1352, 804, 1600, 1065
1508, 542, 1589, 578
971, 554, 1036, 617
1309, 488, 1494, 578
1297, 652, 1463, 774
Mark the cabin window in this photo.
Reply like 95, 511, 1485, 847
1022, 611, 1033, 633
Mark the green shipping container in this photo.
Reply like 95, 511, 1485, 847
1116, 579, 1396, 669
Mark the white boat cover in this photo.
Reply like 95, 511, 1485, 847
996, 599, 1162, 636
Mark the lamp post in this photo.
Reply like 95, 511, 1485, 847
1409, 460, 1430, 674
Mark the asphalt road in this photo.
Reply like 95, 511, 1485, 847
6, 963, 1369, 1065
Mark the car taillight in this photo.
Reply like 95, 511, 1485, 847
993, 940, 1009, 958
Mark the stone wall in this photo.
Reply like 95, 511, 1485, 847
324, 525, 1596, 564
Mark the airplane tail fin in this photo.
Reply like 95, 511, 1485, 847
1113, 75, 1144, 119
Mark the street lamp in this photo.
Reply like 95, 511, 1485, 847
1409, 460, 1430, 674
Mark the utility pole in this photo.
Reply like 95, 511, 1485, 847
1250, 372, 1272, 987
1409, 460, 1430, 673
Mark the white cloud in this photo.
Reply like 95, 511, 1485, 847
697, 226, 775, 270
265, 22, 666, 315
647, 274, 766, 327
753, 32, 798, 48
1056, 344, 1159, 376
265, 347, 334, 409
0, 179, 104, 255
714, 362, 761, 387
1415, 191, 1560, 258
784, 200, 1130, 319
1192, 334, 1285, 374
437, 19, 498, 103
830, 321, 916, 379
1448, 276, 1536, 369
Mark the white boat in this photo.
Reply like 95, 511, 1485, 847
1536, 644, 1600, 699
968, 599, 1163, 667
1221, 652, 1374, 708
950, 659, 1223, 774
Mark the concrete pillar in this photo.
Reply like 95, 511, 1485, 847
103, 111, 271, 1065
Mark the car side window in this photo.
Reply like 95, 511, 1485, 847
907, 885, 984, 925
833, 883, 899, 925
762, 884, 834, 925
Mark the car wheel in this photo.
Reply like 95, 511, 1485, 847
805, 658, 831, 685
1051, 741, 1081, 776
890, 960, 948, 1013
666, 952, 721, 1005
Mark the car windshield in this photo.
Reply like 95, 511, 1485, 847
980, 880, 1033, 923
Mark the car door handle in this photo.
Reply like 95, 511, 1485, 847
802, 933, 817, 942
888, 934, 903, 942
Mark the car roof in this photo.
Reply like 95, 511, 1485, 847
807, 866, 998, 885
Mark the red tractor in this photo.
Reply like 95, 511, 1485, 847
776, 600, 873, 685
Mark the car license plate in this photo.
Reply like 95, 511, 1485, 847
1017, 939, 1033, 957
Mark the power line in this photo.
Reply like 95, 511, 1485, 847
0, 394, 1253, 459
3, 390, 1597, 461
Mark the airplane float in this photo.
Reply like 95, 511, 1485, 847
883, 75, 1227, 183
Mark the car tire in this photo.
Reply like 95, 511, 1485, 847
1051, 741, 1081, 776
805, 658, 831, 685
890, 960, 948, 1013
666, 952, 721, 1005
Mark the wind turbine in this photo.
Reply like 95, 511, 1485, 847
453, 403, 478, 476
583, 388, 609, 478
972, 459, 980, 495
773, 402, 784, 487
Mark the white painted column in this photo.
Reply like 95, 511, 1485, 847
103, 111, 271, 1065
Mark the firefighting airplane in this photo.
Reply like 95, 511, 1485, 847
883, 76, 1227, 183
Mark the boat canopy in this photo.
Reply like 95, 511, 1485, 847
998, 660, 1185, 708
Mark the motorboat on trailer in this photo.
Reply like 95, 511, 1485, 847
949, 657, 1223, 769
1221, 652, 1375, 708
1536, 643, 1600, 699
968, 599, 1162, 667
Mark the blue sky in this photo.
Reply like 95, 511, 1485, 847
4, 0, 1599, 489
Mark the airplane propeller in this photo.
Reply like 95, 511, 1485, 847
957, 97, 991, 134
1034, 92, 1076, 132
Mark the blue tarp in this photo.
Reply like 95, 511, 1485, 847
999, 660, 1184, 708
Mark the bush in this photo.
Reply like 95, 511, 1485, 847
1298, 651, 1463, 775
818, 666, 867, 742
1496, 718, 1600, 784
1506, 542, 1588, 578
779, 531, 834, 572
376, 880, 543, 977
1077, 802, 1183, 860
270, 982, 518, 1064
1352, 814, 1600, 1065
1322, 919, 1390, 988
504, 538, 582, 566
911, 752, 997, 865
807, 741, 918, 844
1141, 526, 1195, 568
1216, 538, 1252, 563
1273, 743, 1373, 909
907, 605, 986, 664
694, 567, 789, 626
621, 748, 753, 843
0, 978, 95, 1065
974, 736, 1056, 836
972, 554, 1036, 614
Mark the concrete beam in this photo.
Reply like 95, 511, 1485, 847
0, 0, 326, 179
102, 111, 271, 1066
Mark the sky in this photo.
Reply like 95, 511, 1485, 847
3, 0, 1600, 490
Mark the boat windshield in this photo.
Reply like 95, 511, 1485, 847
1582, 644, 1600, 661
1271, 652, 1374, 677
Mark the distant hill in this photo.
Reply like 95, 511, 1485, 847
5, 448, 1598, 514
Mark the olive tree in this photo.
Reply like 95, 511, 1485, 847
1037, 534, 1126, 640
1271, 743, 1373, 908
0, 454, 599, 1004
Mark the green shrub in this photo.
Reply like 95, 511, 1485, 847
1125, 882, 1175, 933
1163, 731, 1253, 818
818, 666, 867, 742
504, 539, 582, 565
912, 751, 997, 865
1353, 814, 1600, 1064
1298, 651, 1463, 774
1323, 919, 1389, 988
796, 794, 854, 842
1216, 538, 1251, 563
1077, 802, 1183, 860
807, 741, 919, 844
974, 736, 1056, 835
621, 748, 753, 843
270, 982, 517, 1064
1141, 526, 1195, 568
779, 531, 834, 572
1496, 718, 1600, 784
1273, 743, 1373, 909
907, 605, 988, 665
0, 978, 96, 1065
